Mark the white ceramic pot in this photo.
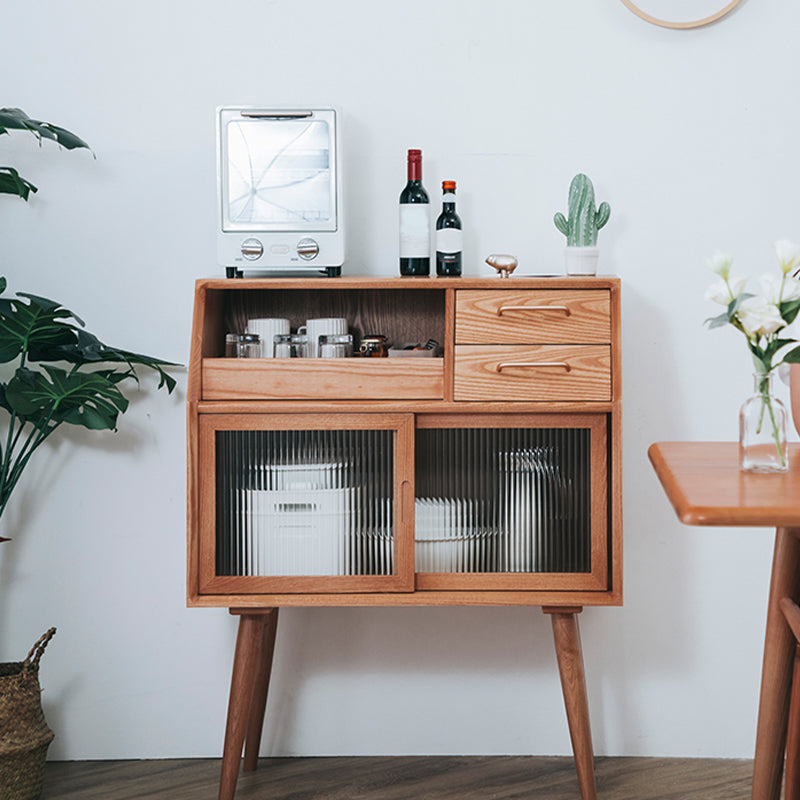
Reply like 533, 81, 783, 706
564, 246, 599, 276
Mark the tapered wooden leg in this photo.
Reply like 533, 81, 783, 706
784, 642, 800, 800
243, 608, 279, 771
753, 527, 800, 800
545, 607, 597, 800
220, 614, 265, 800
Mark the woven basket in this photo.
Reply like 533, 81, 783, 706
0, 629, 56, 800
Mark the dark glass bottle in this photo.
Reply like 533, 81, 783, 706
399, 149, 430, 276
435, 180, 462, 276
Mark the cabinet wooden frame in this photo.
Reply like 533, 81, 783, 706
187, 276, 622, 608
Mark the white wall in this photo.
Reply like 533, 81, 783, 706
0, 0, 794, 760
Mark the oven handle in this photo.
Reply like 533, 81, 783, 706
240, 110, 314, 119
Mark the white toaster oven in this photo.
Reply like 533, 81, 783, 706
216, 106, 344, 277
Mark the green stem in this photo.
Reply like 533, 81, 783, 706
765, 395, 786, 466
0, 430, 55, 522
0, 408, 59, 524
0, 349, 28, 494
755, 374, 786, 467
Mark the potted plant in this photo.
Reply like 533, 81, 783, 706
0, 110, 176, 800
553, 173, 611, 275
0, 280, 177, 799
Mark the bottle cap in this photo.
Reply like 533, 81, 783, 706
442, 180, 456, 191
407, 149, 422, 161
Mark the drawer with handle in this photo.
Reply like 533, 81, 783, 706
454, 344, 612, 401
455, 290, 611, 344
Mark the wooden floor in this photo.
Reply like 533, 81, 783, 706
42, 755, 754, 800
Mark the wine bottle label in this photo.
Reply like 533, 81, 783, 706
435, 227, 463, 254
442, 193, 456, 204
399, 205, 430, 258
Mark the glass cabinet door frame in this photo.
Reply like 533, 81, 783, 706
413, 412, 609, 593
196, 412, 415, 595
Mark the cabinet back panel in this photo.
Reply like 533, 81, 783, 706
223, 289, 446, 351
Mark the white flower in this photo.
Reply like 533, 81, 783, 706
704, 276, 747, 305
782, 276, 800, 302
775, 239, 800, 274
759, 272, 800, 304
759, 274, 783, 304
737, 297, 786, 337
707, 250, 733, 279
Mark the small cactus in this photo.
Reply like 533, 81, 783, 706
554, 173, 611, 247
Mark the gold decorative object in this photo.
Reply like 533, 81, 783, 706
486, 254, 518, 278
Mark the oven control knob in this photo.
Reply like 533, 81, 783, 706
297, 238, 319, 260
241, 238, 263, 260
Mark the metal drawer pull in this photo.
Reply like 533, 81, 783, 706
496, 361, 572, 373
496, 304, 571, 316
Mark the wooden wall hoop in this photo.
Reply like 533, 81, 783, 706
620, 0, 743, 29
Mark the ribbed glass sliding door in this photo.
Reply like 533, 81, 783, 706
414, 415, 607, 591
216, 429, 393, 577
197, 414, 415, 594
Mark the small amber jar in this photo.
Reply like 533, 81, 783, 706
360, 335, 389, 357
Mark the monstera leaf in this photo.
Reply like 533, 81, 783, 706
0, 281, 176, 393
5, 366, 129, 431
0, 108, 92, 151
40, 329, 177, 393
0, 281, 83, 363
0, 167, 37, 200
0, 107, 92, 200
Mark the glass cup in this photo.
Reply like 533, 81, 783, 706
274, 333, 308, 358
226, 333, 261, 357
225, 333, 239, 358
319, 333, 353, 358
237, 333, 261, 358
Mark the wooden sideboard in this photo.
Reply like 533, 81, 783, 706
186, 275, 622, 800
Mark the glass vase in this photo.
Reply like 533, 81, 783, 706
739, 370, 789, 473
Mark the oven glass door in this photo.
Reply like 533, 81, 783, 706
219, 108, 337, 233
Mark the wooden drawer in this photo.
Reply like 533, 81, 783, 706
455, 289, 611, 344
202, 358, 444, 400
454, 345, 611, 401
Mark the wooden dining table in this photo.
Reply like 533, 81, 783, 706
648, 441, 800, 800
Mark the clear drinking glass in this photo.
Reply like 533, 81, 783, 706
237, 333, 261, 358
319, 333, 353, 358
273, 334, 308, 358
226, 333, 261, 358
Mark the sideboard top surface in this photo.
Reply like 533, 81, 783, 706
194, 275, 621, 291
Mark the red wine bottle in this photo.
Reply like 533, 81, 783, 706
399, 149, 430, 276
435, 180, 462, 276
